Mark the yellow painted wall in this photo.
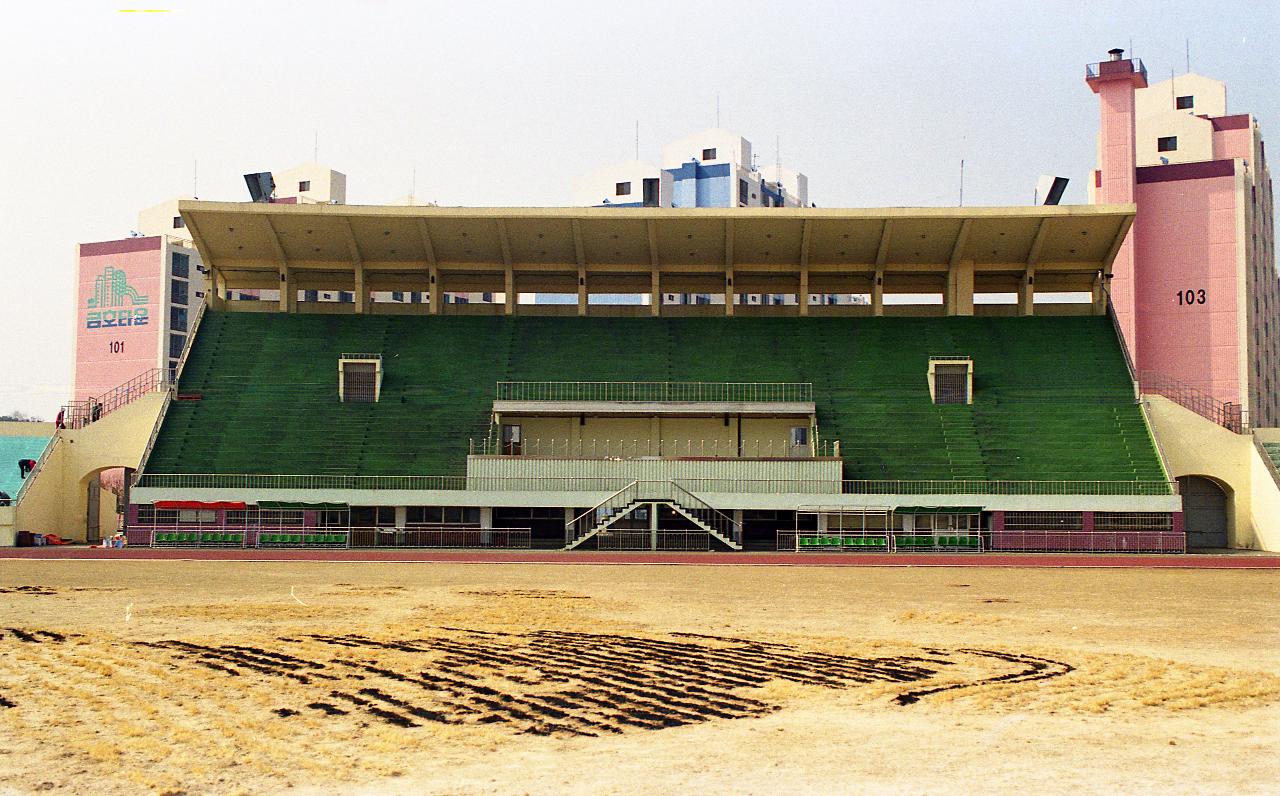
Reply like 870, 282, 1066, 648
1144, 395, 1280, 551
499, 414, 809, 458
7, 393, 166, 545
0, 421, 55, 438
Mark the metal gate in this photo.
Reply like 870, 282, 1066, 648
342, 362, 377, 403
934, 366, 969, 404
1178, 476, 1228, 548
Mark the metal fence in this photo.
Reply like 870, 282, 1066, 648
989, 530, 1184, 553
133, 472, 1177, 496
348, 526, 531, 549
595, 531, 712, 551
125, 525, 532, 549
495, 381, 814, 403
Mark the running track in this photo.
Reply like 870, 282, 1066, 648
3, 547, 1279, 568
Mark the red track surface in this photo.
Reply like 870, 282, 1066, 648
3, 547, 1278, 568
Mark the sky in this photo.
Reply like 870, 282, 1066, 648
1, 0, 1277, 418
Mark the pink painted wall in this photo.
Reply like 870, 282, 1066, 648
75, 237, 163, 402
1093, 72, 1141, 359
1134, 169, 1241, 405
1213, 128, 1252, 160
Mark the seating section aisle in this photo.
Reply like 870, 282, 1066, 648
144, 312, 1166, 483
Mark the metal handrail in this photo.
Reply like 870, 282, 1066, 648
132, 472, 1178, 496
1138, 370, 1247, 434
495, 381, 814, 403
1085, 58, 1147, 81
132, 390, 173, 484
172, 296, 208, 384
12, 435, 60, 506
1105, 297, 1140, 400
60, 368, 169, 430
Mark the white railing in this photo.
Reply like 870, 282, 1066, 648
496, 381, 813, 403
470, 436, 836, 458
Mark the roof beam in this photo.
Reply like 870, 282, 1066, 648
799, 219, 812, 269
414, 218, 437, 267
646, 219, 659, 269
571, 219, 586, 270
340, 218, 362, 265
495, 219, 513, 270
1100, 215, 1134, 277
875, 219, 893, 269
182, 213, 216, 267
1026, 217, 1050, 268
724, 218, 735, 270
949, 219, 972, 268
262, 216, 288, 265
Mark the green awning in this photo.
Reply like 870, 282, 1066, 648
895, 506, 984, 514
257, 501, 349, 510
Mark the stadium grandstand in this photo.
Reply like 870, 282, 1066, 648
104, 201, 1190, 553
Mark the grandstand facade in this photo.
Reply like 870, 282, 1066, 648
118, 201, 1185, 553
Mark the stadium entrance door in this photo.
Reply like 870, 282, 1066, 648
1178, 476, 1228, 548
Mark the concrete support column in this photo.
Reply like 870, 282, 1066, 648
209, 267, 227, 310
278, 265, 293, 312
480, 506, 493, 530
872, 270, 885, 316
798, 269, 809, 316
732, 509, 743, 545
1082, 511, 1095, 533
504, 268, 515, 315
354, 265, 367, 314
1091, 271, 1107, 315
649, 501, 659, 551
428, 266, 441, 315
725, 270, 735, 317
394, 506, 407, 530
650, 270, 661, 317
577, 268, 588, 317
947, 259, 975, 316
1018, 271, 1035, 316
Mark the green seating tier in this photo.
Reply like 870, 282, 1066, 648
144, 312, 1165, 484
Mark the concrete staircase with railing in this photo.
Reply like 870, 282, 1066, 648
564, 479, 742, 550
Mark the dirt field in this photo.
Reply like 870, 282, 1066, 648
0, 560, 1277, 795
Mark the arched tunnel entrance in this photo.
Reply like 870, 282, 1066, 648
1177, 475, 1229, 549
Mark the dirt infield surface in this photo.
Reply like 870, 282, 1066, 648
0, 561, 1277, 795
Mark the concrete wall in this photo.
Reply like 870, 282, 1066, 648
1133, 169, 1241, 404
8, 392, 166, 544
465, 455, 842, 485
1144, 395, 1280, 551
499, 414, 811, 458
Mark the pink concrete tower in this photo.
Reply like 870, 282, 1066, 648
1086, 48, 1148, 358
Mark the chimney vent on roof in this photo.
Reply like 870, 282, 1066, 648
1108, 48, 1125, 61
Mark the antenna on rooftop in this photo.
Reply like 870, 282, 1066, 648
716, 95, 720, 128
959, 159, 965, 207
411, 166, 417, 198
313, 130, 318, 162
193, 159, 198, 199
1185, 38, 1191, 73
635, 120, 639, 160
